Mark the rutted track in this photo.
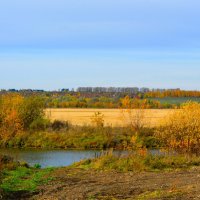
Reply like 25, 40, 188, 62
30, 167, 200, 200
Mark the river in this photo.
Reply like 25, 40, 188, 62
0, 148, 104, 168
0, 148, 161, 168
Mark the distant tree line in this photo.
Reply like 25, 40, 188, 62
45, 94, 176, 109
1, 87, 181, 95
5, 87, 200, 99
145, 90, 200, 98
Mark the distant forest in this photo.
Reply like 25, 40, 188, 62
1, 88, 200, 109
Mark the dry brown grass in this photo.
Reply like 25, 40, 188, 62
45, 108, 174, 127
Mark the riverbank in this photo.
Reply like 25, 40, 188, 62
2, 166, 200, 200
1, 154, 200, 200
31, 166, 200, 200
0, 126, 158, 150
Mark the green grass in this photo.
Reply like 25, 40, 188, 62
0, 166, 54, 192
74, 153, 200, 172
0, 126, 159, 150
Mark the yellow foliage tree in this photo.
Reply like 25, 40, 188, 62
156, 101, 200, 155
120, 96, 147, 131
0, 94, 24, 141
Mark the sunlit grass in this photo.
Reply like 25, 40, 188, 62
1, 166, 54, 192
74, 153, 200, 172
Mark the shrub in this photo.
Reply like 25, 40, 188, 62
30, 118, 50, 131
0, 155, 19, 171
18, 96, 45, 130
34, 163, 41, 169
51, 120, 69, 131
0, 94, 24, 140
156, 101, 200, 155
120, 96, 147, 131
90, 112, 104, 128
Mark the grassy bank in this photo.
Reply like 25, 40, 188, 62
0, 126, 159, 150
1, 153, 200, 199
0, 154, 54, 199
1, 166, 54, 192
73, 152, 200, 172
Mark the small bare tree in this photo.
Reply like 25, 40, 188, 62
120, 96, 146, 131
90, 112, 104, 128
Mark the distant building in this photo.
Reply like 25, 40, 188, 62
140, 87, 150, 93
77, 87, 140, 94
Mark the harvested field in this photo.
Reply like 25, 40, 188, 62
45, 109, 174, 127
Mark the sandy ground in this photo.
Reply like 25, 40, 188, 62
45, 109, 174, 127
24, 167, 200, 200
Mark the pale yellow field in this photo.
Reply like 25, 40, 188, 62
45, 108, 174, 127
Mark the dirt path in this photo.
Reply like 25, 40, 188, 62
29, 167, 200, 200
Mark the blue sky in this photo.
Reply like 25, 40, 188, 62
0, 0, 200, 90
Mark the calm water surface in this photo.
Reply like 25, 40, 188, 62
0, 148, 103, 168
0, 148, 161, 168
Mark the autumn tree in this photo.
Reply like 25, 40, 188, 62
120, 96, 148, 131
0, 94, 24, 141
156, 101, 200, 155
0, 94, 46, 139
18, 96, 45, 130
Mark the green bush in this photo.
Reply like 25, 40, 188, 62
34, 163, 41, 169
51, 120, 69, 131
18, 96, 45, 130
30, 118, 50, 131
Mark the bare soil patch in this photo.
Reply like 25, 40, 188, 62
28, 167, 200, 200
